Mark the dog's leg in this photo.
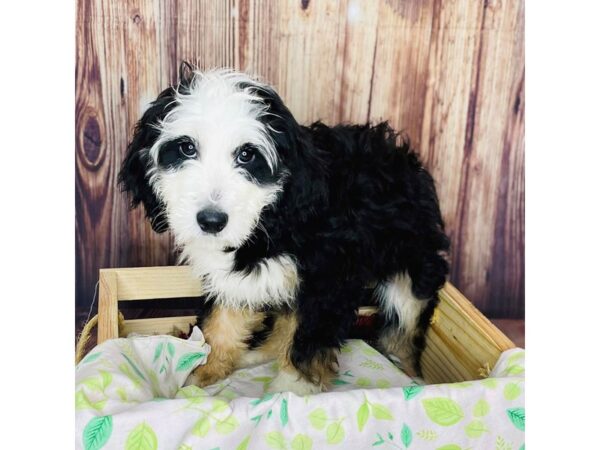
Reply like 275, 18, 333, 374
254, 312, 324, 395
375, 272, 438, 378
266, 312, 332, 395
268, 283, 362, 395
235, 312, 288, 369
188, 306, 265, 387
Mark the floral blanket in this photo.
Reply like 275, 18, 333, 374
76, 328, 525, 450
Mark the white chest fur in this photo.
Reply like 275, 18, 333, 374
183, 244, 300, 309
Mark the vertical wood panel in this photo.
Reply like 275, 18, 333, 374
237, 0, 281, 81
369, 0, 436, 149
276, 0, 346, 123
439, 0, 524, 317
332, 0, 379, 124
76, 0, 129, 309
76, 0, 525, 319
420, 0, 485, 237
122, 0, 174, 268
475, 0, 524, 317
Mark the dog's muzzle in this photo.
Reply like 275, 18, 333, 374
196, 208, 228, 234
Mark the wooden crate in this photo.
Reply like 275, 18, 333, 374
98, 266, 514, 384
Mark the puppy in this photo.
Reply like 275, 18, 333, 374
119, 63, 449, 395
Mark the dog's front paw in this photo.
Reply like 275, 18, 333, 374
267, 370, 322, 396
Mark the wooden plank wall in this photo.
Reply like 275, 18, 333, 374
76, 0, 524, 318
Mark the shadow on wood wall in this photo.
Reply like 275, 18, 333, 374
76, 0, 524, 318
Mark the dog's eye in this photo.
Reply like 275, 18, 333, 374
158, 138, 198, 168
236, 146, 256, 164
179, 141, 197, 158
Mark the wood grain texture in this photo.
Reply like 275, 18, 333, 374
97, 269, 118, 343
422, 282, 515, 383
76, 0, 524, 318
115, 266, 203, 301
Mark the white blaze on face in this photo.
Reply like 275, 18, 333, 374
147, 70, 281, 250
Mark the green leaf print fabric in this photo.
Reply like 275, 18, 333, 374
76, 330, 524, 449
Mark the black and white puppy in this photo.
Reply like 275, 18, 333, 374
119, 63, 450, 395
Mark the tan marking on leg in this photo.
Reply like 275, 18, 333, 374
256, 313, 336, 394
190, 307, 265, 387
255, 313, 297, 362
234, 312, 297, 369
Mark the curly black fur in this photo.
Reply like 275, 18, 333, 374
230, 87, 450, 378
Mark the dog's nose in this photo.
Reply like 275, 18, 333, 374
196, 209, 228, 234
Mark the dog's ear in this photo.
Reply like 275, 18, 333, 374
257, 86, 329, 220
118, 87, 178, 233
179, 60, 195, 88
256, 86, 303, 151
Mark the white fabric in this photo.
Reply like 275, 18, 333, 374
76, 329, 525, 449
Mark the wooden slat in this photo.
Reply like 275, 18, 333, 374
440, 283, 514, 348
422, 282, 515, 383
97, 270, 118, 343
121, 316, 197, 337
115, 266, 203, 300
422, 330, 466, 383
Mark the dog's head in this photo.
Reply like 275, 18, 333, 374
119, 63, 304, 250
